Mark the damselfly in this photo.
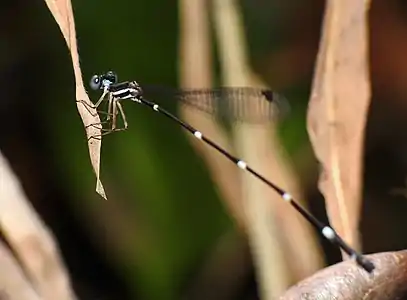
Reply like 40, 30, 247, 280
78, 71, 289, 137
78, 71, 375, 273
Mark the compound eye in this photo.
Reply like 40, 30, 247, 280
105, 71, 118, 84
90, 75, 101, 90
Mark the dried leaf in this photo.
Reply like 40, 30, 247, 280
307, 0, 372, 251
43, 0, 106, 199
280, 250, 407, 300
0, 151, 77, 300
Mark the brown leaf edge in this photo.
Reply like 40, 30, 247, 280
43, 0, 107, 199
280, 250, 407, 300
306, 0, 372, 251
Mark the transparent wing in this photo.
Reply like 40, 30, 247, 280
140, 86, 290, 123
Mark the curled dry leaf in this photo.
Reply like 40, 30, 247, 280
43, 0, 106, 199
280, 250, 407, 300
307, 0, 372, 251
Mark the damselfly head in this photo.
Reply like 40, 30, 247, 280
89, 71, 118, 91
103, 71, 118, 84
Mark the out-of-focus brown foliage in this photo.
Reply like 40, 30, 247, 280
253, 0, 407, 298
281, 250, 407, 300
178, 0, 245, 229
307, 0, 371, 252
0, 151, 77, 300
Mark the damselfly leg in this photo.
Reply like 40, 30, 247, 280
83, 93, 129, 141
76, 86, 110, 116
114, 100, 128, 130
76, 97, 114, 139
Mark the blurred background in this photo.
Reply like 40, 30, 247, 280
3, 0, 407, 299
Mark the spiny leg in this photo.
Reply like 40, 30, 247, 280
106, 93, 113, 121
111, 97, 118, 130
84, 109, 120, 131
81, 92, 116, 132
94, 88, 109, 108
116, 101, 128, 131
78, 88, 119, 141
77, 100, 113, 118
87, 124, 129, 141
85, 120, 111, 131
86, 124, 114, 141
98, 93, 117, 124
85, 94, 129, 141
77, 87, 108, 112
94, 90, 112, 124
76, 88, 111, 119
79, 98, 115, 130
86, 101, 129, 141
76, 99, 100, 117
